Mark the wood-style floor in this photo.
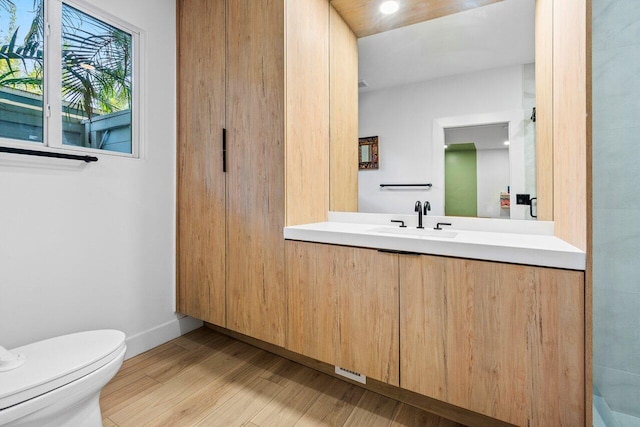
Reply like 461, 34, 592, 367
100, 327, 466, 427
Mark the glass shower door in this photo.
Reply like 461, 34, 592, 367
592, 1, 640, 426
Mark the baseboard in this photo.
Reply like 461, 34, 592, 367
124, 315, 203, 359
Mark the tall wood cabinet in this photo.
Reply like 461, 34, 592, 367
177, 0, 330, 347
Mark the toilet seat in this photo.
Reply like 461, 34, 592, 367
0, 330, 126, 411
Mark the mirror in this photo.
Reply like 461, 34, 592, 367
355, 0, 537, 219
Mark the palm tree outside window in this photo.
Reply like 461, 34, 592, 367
0, 0, 138, 155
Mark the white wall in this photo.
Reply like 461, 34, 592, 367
476, 149, 510, 218
0, 0, 201, 356
358, 65, 524, 215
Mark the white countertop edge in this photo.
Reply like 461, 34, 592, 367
284, 224, 586, 271
328, 211, 555, 235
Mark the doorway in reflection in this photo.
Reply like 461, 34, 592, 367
444, 123, 510, 218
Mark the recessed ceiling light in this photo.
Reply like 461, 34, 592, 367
504, 141, 510, 146
380, 1, 399, 15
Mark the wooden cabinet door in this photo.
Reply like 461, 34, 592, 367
287, 241, 399, 386
176, 0, 226, 325
400, 255, 584, 426
225, 0, 286, 346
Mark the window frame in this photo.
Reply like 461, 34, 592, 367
0, 0, 143, 159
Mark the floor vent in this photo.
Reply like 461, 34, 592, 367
335, 366, 366, 384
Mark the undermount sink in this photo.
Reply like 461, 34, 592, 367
369, 227, 458, 239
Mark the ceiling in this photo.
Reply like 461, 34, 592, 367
357, 0, 535, 93
331, 0, 502, 38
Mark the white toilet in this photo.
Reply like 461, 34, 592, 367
0, 330, 126, 427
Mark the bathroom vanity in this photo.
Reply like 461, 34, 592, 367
284, 213, 585, 426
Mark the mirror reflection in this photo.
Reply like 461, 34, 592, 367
356, 0, 537, 219
361, 145, 371, 162
444, 124, 510, 218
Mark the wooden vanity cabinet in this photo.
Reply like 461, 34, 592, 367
399, 255, 585, 426
286, 241, 400, 385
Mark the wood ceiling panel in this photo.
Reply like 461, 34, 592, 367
330, 0, 503, 38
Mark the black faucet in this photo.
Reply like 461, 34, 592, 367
415, 201, 424, 229
423, 201, 431, 216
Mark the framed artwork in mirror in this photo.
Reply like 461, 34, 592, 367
359, 136, 379, 170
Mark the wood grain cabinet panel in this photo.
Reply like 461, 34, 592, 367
176, 0, 226, 326
285, 0, 330, 226
329, 5, 358, 212
400, 255, 585, 426
286, 241, 399, 386
225, 0, 287, 347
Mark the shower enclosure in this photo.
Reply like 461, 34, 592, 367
592, 1, 640, 425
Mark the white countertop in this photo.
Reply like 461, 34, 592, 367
284, 214, 585, 270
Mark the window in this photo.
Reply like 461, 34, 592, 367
0, 0, 44, 143
0, 0, 139, 156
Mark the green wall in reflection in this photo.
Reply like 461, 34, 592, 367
445, 143, 477, 217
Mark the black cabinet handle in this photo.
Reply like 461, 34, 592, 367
377, 249, 421, 256
222, 128, 227, 173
